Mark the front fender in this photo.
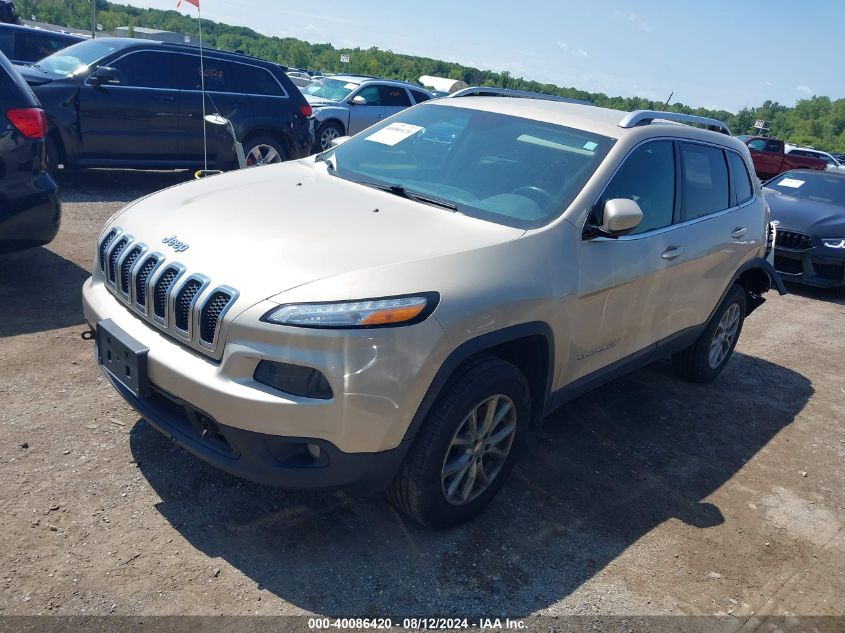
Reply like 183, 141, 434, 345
312, 106, 350, 131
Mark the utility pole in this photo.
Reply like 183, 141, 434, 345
91, 0, 96, 38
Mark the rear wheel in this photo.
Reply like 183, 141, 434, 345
388, 355, 530, 529
672, 284, 747, 383
243, 136, 286, 167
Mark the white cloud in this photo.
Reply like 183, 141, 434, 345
796, 85, 813, 95
612, 10, 652, 32
576, 49, 588, 58
556, 40, 568, 51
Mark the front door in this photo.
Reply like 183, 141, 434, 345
560, 140, 684, 386
77, 50, 179, 161
346, 85, 385, 135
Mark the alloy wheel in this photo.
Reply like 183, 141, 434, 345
708, 303, 741, 369
440, 394, 517, 506
246, 144, 282, 167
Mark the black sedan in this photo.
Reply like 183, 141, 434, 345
0, 50, 60, 254
764, 170, 845, 289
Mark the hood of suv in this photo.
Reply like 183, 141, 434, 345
108, 160, 524, 311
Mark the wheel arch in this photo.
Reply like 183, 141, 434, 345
403, 322, 555, 444
241, 128, 291, 157
730, 257, 787, 316
316, 118, 346, 135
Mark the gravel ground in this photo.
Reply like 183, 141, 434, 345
0, 169, 843, 619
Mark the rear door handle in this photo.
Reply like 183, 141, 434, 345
661, 246, 685, 260
731, 227, 747, 239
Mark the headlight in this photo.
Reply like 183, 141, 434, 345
822, 238, 845, 249
262, 293, 438, 328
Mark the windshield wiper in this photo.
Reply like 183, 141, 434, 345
354, 181, 460, 211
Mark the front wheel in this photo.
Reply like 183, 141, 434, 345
315, 121, 343, 152
388, 355, 530, 529
672, 284, 747, 382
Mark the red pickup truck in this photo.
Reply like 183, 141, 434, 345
740, 136, 826, 180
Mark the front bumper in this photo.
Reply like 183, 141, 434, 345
773, 246, 845, 288
82, 277, 450, 488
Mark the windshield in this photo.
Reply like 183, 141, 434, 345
767, 172, 845, 206
323, 103, 614, 228
305, 77, 359, 101
35, 39, 123, 77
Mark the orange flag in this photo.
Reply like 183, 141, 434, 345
176, 0, 199, 7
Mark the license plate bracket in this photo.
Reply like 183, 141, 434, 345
96, 319, 150, 398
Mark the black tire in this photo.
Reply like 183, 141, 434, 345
315, 121, 344, 152
45, 135, 60, 178
672, 284, 747, 383
388, 355, 530, 529
242, 136, 286, 167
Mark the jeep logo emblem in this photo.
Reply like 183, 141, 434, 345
162, 236, 190, 252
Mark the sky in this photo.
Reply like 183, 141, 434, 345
119, 0, 843, 113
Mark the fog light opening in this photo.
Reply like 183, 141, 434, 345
306, 443, 322, 461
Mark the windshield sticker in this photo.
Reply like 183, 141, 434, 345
344, 82, 358, 89
583, 141, 598, 151
778, 178, 805, 188
365, 123, 424, 146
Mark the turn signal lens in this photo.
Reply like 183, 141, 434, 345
263, 295, 436, 328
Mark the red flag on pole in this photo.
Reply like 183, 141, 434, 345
176, 0, 199, 7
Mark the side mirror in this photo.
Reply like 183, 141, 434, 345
330, 135, 350, 148
597, 198, 643, 236
89, 66, 120, 86
350, 95, 366, 106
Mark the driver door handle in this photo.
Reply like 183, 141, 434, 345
731, 227, 747, 239
661, 246, 685, 260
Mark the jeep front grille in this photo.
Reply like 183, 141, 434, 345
96, 228, 239, 356
776, 230, 814, 250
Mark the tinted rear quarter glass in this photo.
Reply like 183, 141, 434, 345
410, 89, 431, 103
238, 63, 285, 96
680, 142, 729, 220
603, 140, 675, 234
727, 151, 753, 205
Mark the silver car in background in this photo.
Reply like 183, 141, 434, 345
304, 74, 433, 151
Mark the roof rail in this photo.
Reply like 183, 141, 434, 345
449, 86, 593, 106
619, 110, 731, 135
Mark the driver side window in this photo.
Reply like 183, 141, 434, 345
356, 86, 381, 105
602, 141, 676, 235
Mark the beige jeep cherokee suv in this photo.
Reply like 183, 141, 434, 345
82, 96, 784, 528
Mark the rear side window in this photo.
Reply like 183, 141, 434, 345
727, 152, 753, 205
174, 54, 238, 93
603, 141, 675, 234
410, 89, 431, 104
111, 51, 174, 89
236, 63, 285, 97
680, 143, 730, 220
379, 85, 411, 107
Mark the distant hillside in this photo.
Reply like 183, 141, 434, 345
17, 0, 845, 152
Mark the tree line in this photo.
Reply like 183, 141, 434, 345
16, 0, 845, 153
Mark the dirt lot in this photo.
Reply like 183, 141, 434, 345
1, 170, 843, 620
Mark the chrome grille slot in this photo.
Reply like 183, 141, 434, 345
107, 236, 130, 284
153, 266, 181, 320
119, 245, 144, 295
98, 228, 119, 273
174, 278, 204, 333
134, 255, 160, 310
200, 290, 234, 346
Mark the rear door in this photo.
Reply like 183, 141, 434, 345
77, 50, 179, 160
174, 52, 250, 165
661, 142, 757, 331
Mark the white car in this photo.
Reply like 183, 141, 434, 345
785, 145, 845, 173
